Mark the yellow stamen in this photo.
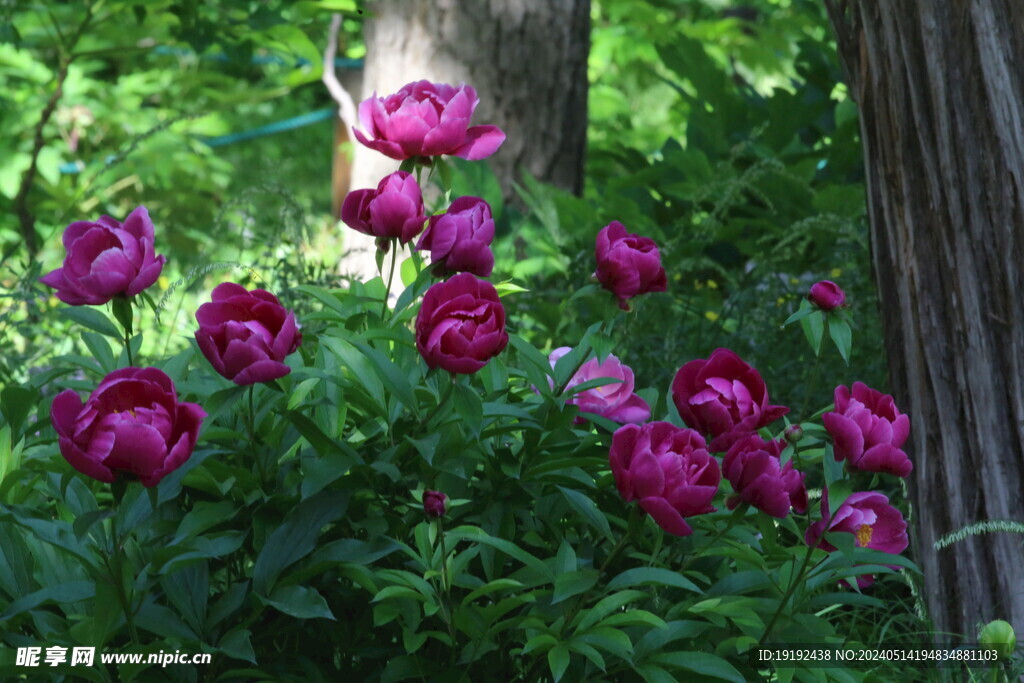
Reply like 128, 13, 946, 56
855, 523, 873, 547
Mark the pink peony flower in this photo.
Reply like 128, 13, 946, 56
547, 347, 650, 424
353, 80, 505, 161
415, 273, 508, 374
341, 171, 427, 244
40, 206, 166, 306
671, 348, 789, 452
594, 221, 667, 310
609, 422, 720, 536
824, 382, 912, 477
194, 283, 302, 386
805, 489, 909, 588
417, 196, 495, 276
50, 367, 206, 487
722, 435, 807, 518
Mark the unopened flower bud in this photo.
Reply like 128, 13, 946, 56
980, 619, 1016, 660
785, 424, 804, 445
423, 490, 449, 519
807, 280, 846, 311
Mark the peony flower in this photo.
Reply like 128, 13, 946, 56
353, 80, 505, 161
547, 347, 650, 424
805, 489, 909, 588
594, 221, 667, 310
417, 196, 495, 277
722, 434, 807, 518
609, 422, 720, 536
415, 273, 508, 374
50, 367, 206, 487
671, 348, 789, 452
341, 171, 427, 245
194, 283, 302, 386
823, 382, 912, 477
39, 206, 166, 305
423, 490, 449, 519
808, 280, 846, 311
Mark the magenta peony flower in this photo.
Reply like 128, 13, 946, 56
415, 273, 508, 374
609, 422, 720, 536
353, 80, 505, 161
417, 196, 495, 277
39, 206, 166, 306
341, 171, 427, 245
423, 490, 448, 519
722, 435, 807, 518
671, 348, 789, 452
808, 280, 846, 311
547, 347, 650, 424
50, 367, 206, 487
194, 283, 302, 386
594, 221, 667, 310
805, 489, 909, 588
824, 382, 912, 477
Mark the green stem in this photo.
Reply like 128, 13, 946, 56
108, 481, 140, 646
561, 506, 640, 636
124, 329, 133, 366
381, 239, 398, 319
759, 534, 824, 645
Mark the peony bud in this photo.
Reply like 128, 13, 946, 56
423, 490, 449, 519
784, 424, 804, 445
980, 619, 1016, 660
807, 280, 846, 311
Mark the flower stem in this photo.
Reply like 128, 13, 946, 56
800, 352, 823, 419
381, 238, 398, 319
759, 533, 824, 645
108, 480, 140, 646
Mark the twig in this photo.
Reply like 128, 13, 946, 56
322, 14, 358, 137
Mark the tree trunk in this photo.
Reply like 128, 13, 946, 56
339, 0, 590, 281
825, 1, 1024, 638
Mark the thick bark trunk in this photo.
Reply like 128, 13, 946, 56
825, 1, 1024, 638
339, 0, 590, 280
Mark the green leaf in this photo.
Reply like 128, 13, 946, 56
647, 651, 745, 683
81, 332, 116, 373
354, 341, 420, 416
253, 491, 345, 594
445, 526, 554, 582
800, 309, 825, 356
261, 584, 335, 620
783, 298, 814, 326
59, 307, 122, 338
828, 316, 852, 364
219, 628, 257, 664
598, 609, 667, 630
552, 569, 599, 605
0, 580, 94, 621
452, 381, 483, 437
548, 644, 571, 683
827, 478, 854, 517
575, 590, 648, 632
557, 486, 613, 542
606, 568, 703, 594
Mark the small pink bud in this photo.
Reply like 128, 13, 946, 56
423, 490, 449, 519
807, 280, 846, 311
784, 424, 804, 445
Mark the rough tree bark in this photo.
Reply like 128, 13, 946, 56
339, 0, 590, 280
824, 1, 1024, 638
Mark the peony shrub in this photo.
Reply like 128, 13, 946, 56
0, 79, 939, 682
